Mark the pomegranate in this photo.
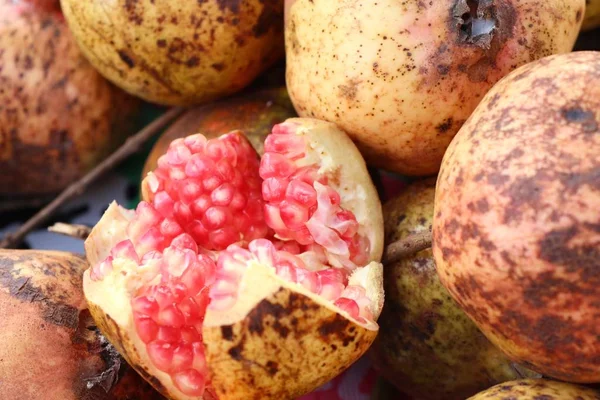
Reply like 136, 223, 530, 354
83, 118, 384, 399
285, 0, 584, 176
468, 379, 600, 399
0, 0, 140, 196
370, 178, 536, 400
0, 249, 164, 400
59, 0, 284, 106
433, 51, 600, 383
143, 86, 297, 178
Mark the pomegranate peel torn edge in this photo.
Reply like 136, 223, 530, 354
83, 117, 384, 400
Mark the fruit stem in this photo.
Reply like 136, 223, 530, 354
0, 107, 186, 249
382, 230, 433, 265
48, 222, 92, 240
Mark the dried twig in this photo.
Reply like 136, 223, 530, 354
383, 230, 433, 265
48, 223, 92, 240
0, 107, 185, 249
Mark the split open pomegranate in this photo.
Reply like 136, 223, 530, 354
83, 118, 384, 400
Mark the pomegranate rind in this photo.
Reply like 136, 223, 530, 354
202, 263, 378, 400
0, 249, 162, 400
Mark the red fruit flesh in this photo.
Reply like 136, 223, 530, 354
92, 123, 374, 397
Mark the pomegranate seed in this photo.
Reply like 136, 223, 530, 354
276, 263, 297, 282
193, 289, 210, 318
170, 233, 198, 253
136, 227, 167, 256
145, 172, 162, 194
153, 191, 175, 218
171, 344, 194, 372
181, 180, 202, 203
132, 296, 159, 318
318, 281, 345, 301
180, 267, 206, 298
156, 326, 181, 343
296, 269, 320, 293
110, 240, 140, 263
317, 268, 349, 286
172, 369, 206, 396
202, 175, 222, 191
286, 180, 317, 207
185, 154, 214, 178
249, 239, 277, 267
229, 192, 247, 211
262, 177, 289, 202
209, 228, 240, 249
174, 202, 193, 226
216, 159, 235, 181
134, 315, 159, 343
141, 251, 163, 263
178, 297, 202, 325
160, 218, 183, 238
259, 153, 296, 179
180, 326, 202, 343
306, 219, 350, 257
280, 200, 310, 230
203, 206, 228, 230
211, 183, 234, 206
334, 297, 360, 320
167, 144, 192, 166
192, 342, 208, 372
158, 305, 186, 328
183, 133, 207, 152
148, 341, 175, 372
198, 254, 216, 284
93, 256, 113, 280
264, 132, 306, 160
187, 220, 209, 245
264, 204, 287, 231
208, 293, 237, 311
153, 286, 175, 308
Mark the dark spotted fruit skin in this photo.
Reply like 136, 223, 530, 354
433, 51, 600, 383
0, 250, 165, 400
60, 0, 284, 106
285, 0, 584, 176
468, 378, 600, 399
0, 1, 140, 196
370, 178, 530, 400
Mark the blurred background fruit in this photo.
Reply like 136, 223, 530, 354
467, 379, 600, 399
0, 0, 140, 197
583, 0, 600, 30
142, 86, 296, 179
433, 51, 600, 383
285, 0, 584, 176
370, 178, 535, 400
0, 249, 165, 399
60, 0, 285, 106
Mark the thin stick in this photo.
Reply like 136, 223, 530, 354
383, 230, 433, 265
48, 223, 92, 240
0, 107, 185, 249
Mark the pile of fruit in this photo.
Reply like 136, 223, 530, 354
1, 0, 599, 399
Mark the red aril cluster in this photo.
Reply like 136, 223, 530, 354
92, 123, 375, 397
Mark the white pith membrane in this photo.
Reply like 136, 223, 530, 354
83, 120, 383, 398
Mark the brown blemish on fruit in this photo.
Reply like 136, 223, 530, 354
247, 296, 292, 338
214, 0, 243, 13
436, 117, 454, 134
561, 106, 598, 133
338, 79, 361, 101
538, 226, 600, 282
222, 325, 234, 341
253, 1, 283, 37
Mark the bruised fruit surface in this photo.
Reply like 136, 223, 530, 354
0, 1, 139, 196
60, 0, 284, 106
468, 379, 600, 399
0, 250, 165, 400
583, 0, 600, 30
370, 178, 534, 400
143, 87, 297, 178
83, 118, 384, 400
285, 0, 584, 175
433, 51, 600, 383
